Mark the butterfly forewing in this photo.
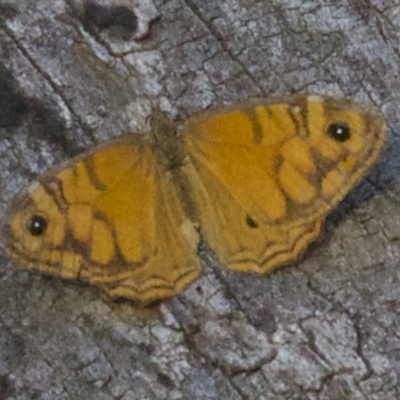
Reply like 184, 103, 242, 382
5, 135, 201, 304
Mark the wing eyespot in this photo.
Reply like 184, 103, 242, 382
327, 122, 351, 142
27, 215, 48, 237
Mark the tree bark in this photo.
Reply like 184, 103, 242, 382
0, 0, 399, 399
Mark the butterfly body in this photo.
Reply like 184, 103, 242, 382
4, 95, 387, 305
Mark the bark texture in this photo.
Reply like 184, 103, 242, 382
0, 1, 399, 399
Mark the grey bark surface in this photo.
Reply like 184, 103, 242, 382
0, 0, 399, 399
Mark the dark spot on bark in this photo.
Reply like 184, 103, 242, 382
82, 1, 138, 39
157, 371, 175, 389
0, 64, 28, 129
0, 64, 73, 155
0, 375, 15, 398
138, 342, 156, 355
0, 4, 18, 22
28, 101, 73, 156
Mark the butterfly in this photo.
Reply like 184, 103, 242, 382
4, 95, 387, 305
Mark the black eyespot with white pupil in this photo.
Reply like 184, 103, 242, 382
328, 122, 351, 142
27, 215, 48, 237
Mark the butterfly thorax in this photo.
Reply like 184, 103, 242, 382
148, 108, 187, 171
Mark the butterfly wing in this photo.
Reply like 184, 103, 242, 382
184, 95, 387, 273
5, 136, 200, 305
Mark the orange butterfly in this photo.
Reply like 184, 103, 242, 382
4, 95, 387, 305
